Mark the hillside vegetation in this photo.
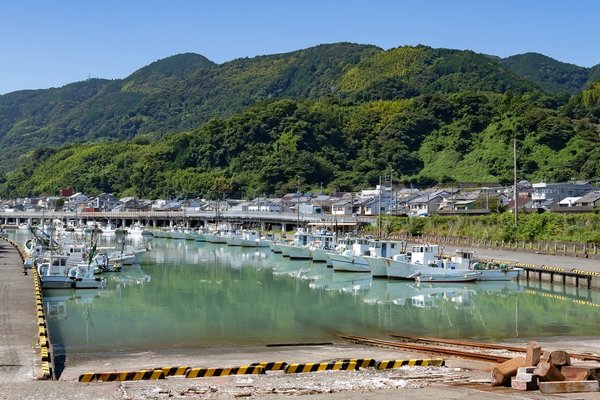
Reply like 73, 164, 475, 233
1, 43, 599, 198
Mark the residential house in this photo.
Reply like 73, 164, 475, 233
531, 182, 596, 210
68, 193, 89, 209
558, 197, 582, 208
331, 199, 353, 216
88, 193, 120, 211
406, 190, 448, 216
573, 191, 600, 208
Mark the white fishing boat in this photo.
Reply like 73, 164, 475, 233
37, 254, 105, 289
269, 240, 288, 253
363, 240, 407, 278
225, 229, 243, 246
329, 238, 405, 273
386, 245, 520, 282
238, 230, 271, 248
279, 229, 312, 259
308, 229, 336, 262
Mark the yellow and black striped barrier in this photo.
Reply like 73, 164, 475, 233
338, 358, 376, 369
376, 358, 446, 369
540, 265, 565, 272
159, 366, 190, 376
79, 369, 166, 382
572, 269, 600, 276
186, 365, 265, 378
284, 361, 358, 374
250, 361, 288, 371
40, 361, 52, 380
515, 262, 537, 269
40, 347, 50, 362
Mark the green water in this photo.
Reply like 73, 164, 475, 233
35, 235, 600, 355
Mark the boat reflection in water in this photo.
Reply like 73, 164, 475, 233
17, 230, 600, 354
363, 280, 522, 306
44, 289, 104, 320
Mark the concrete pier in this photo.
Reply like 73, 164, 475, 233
0, 238, 38, 383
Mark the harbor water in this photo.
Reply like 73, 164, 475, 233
10, 231, 600, 356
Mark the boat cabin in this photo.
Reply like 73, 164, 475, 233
409, 245, 439, 265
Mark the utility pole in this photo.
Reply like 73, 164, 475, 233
296, 177, 300, 231
378, 175, 382, 239
513, 138, 518, 226
390, 167, 394, 215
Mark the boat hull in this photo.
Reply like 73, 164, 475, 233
365, 256, 388, 278
41, 276, 104, 289
329, 253, 370, 273
415, 272, 480, 283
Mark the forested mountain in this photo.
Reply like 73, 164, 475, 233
0, 43, 599, 199
1, 43, 538, 172
499, 52, 599, 94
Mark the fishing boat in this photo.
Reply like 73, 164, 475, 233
307, 229, 336, 262
386, 245, 519, 282
413, 270, 480, 283
238, 230, 271, 248
37, 254, 105, 289
279, 229, 312, 259
328, 237, 405, 273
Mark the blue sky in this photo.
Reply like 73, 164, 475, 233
1, 0, 598, 94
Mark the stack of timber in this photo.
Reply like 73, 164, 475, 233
491, 341, 600, 394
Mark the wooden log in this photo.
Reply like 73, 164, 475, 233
525, 341, 542, 366
560, 366, 591, 381
549, 350, 571, 367
539, 380, 599, 394
511, 377, 538, 391
534, 360, 565, 382
540, 351, 551, 363
491, 357, 526, 387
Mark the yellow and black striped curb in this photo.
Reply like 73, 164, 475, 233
32, 267, 52, 380
159, 366, 190, 376
41, 361, 52, 380
515, 263, 600, 276
186, 365, 265, 378
284, 361, 358, 374
540, 265, 565, 272
338, 358, 376, 368
79, 370, 166, 382
376, 359, 446, 369
250, 361, 288, 371
515, 263, 537, 268
572, 269, 600, 276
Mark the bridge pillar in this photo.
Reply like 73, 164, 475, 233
153, 219, 157, 228
122, 219, 126, 228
